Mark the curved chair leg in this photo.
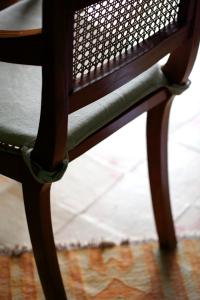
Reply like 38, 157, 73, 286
22, 173, 67, 300
146, 98, 177, 250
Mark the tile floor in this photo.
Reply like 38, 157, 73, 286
0, 54, 200, 250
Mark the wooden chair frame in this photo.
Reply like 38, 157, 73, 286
0, 0, 199, 299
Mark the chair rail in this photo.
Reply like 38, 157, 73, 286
69, 25, 189, 112
0, 31, 43, 65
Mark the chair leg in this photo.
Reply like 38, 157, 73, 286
146, 98, 177, 250
22, 173, 67, 300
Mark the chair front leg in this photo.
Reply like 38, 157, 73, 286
146, 98, 177, 250
22, 172, 67, 300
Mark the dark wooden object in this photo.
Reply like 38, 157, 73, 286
0, 0, 199, 299
147, 97, 177, 249
0, 0, 20, 11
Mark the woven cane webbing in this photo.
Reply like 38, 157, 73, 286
73, 0, 181, 80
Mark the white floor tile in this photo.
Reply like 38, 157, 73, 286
0, 51, 199, 248
55, 213, 126, 245
52, 154, 122, 213
88, 114, 147, 172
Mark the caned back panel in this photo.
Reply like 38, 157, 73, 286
73, 0, 181, 83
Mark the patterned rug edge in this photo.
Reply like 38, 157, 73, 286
1, 233, 200, 256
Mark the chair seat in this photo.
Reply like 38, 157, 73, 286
0, 0, 41, 30
0, 0, 175, 155
0, 0, 189, 157
0, 60, 172, 154
0, 0, 185, 156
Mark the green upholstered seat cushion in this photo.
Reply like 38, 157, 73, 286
0, 62, 42, 149
0, 61, 171, 153
0, 0, 41, 30
68, 65, 169, 150
0, 0, 191, 183
0, 0, 189, 154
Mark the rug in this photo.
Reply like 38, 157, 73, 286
0, 239, 200, 300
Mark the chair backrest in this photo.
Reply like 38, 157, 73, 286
0, 0, 199, 170
40, 0, 200, 167
70, 0, 191, 110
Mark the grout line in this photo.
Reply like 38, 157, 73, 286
54, 156, 147, 236
53, 214, 76, 236
77, 214, 126, 238
86, 152, 124, 172
169, 111, 200, 134
175, 204, 200, 223
87, 150, 146, 174
193, 196, 200, 207
174, 203, 191, 222
175, 141, 200, 154
54, 199, 127, 239
72, 174, 125, 217
129, 158, 146, 172
53, 152, 147, 235
78, 157, 147, 215
54, 172, 126, 235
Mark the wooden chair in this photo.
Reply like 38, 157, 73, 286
0, 0, 199, 299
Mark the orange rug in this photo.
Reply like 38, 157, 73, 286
0, 239, 200, 299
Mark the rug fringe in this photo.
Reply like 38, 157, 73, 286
0, 245, 31, 256
1, 233, 200, 256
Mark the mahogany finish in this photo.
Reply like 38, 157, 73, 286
0, 0, 199, 299
147, 97, 177, 249
70, 26, 188, 112
22, 171, 67, 300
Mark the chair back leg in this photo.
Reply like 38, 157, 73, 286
22, 172, 67, 299
146, 98, 177, 250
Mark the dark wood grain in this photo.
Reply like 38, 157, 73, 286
0, 150, 23, 182
163, 0, 200, 83
32, 0, 73, 170
147, 98, 177, 250
69, 88, 170, 161
0, 0, 199, 298
22, 171, 67, 300
0, 31, 43, 65
69, 26, 188, 112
